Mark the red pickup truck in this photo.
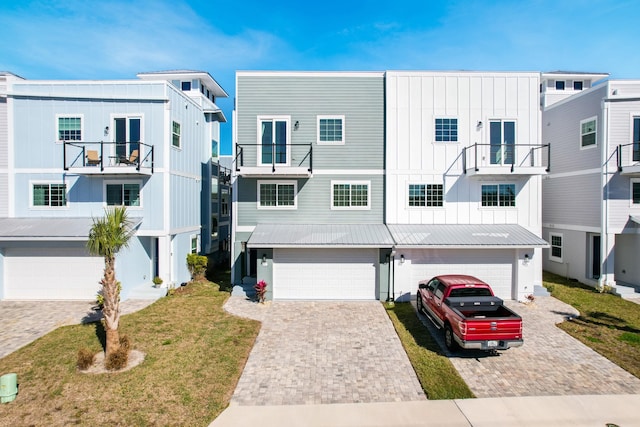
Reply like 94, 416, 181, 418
416, 274, 523, 351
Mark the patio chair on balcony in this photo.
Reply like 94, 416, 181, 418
86, 150, 101, 166
120, 149, 139, 166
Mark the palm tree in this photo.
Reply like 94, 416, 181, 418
87, 206, 135, 360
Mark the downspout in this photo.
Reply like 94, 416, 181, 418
599, 96, 610, 289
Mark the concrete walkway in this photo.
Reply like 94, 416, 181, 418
0, 299, 158, 359
226, 299, 425, 405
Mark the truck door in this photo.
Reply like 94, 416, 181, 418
429, 280, 447, 323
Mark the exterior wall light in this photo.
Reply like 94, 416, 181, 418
400, 254, 405, 264
524, 254, 530, 265
262, 254, 267, 266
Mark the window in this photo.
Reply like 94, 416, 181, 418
172, 121, 181, 148
113, 116, 141, 160
481, 184, 516, 207
258, 181, 296, 209
490, 120, 516, 164
106, 183, 140, 206
191, 235, 199, 254
435, 118, 458, 142
57, 116, 82, 141
258, 116, 289, 165
573, 81, 583, 91
633, 117, 640, 162
555, 81, 565, 90
550, 233, 563, 263
317, 115, 344, 144
32, 183, 67, 207
211, 215, 218, 239
580, 117, 597, 148
332, 181, 370, 209
221, 189, 229, 215
181, 81, 191, 91
632, 181, 640, 205
408, 184, 443, 207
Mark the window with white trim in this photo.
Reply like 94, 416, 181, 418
191, 235, 199, 254
332, 181, 370, 209
632, 117, 640, 162
555, 81, 565, 90
580, 117, 597, 148
435, 118, 458, 142
481, 183, 516, 207
408, 184, 443, 207
172, 121, 181, 148
32, 183, 67, 207
549, 233, 563, 263
258, 181, 296, 209
105, 182, 141, 207
57, 115, 82, 141
632, 180, 640, 205
258, 116, 290, 166
317, 115, 344, 144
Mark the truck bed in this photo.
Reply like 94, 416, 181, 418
445, 296, 521, 320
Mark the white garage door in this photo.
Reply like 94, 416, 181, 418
4, 247, 103, 300
408, 249, 514, 299
273, 248, 377, 300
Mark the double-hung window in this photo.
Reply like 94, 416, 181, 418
32, 183, 67, 207
332, 181, 370, 209
408, 184, 443, 207
258, 181, 296, 209
580, 117, 597, 148
258, 116, 289, 166
57, 116, 82, 141
106, 182, 141, 207
549, 233, 563, 263
172, 121, 181, 148
481, 183, 516, 207
317, 115, 344, 144
435, 118, 458, 142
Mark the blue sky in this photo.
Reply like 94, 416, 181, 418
1, 0, 639, 154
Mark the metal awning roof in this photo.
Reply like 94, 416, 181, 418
0, 217, 142, 241
246, 224, 394, 248
630, 215, 640, 225
387, 224, 549, 248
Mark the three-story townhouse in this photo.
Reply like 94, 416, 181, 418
0, 70, 227, 300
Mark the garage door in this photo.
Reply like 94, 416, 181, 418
4, 247, 104, 300
408, 249, 514, 299
273, 248, 377, 300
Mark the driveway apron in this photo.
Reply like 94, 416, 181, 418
230, 301, 426, 405
416, 296, 640, 397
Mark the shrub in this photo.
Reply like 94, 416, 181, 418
187, 254, 208, 280
152, 276, 163, 286
77, 347, 95, 370
105, 345, 129, 371
254, 280, 267, 303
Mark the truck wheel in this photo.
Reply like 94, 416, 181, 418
444, 324, 459, 351
416, 294, 423, 312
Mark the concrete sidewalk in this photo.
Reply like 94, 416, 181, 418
210, 394, 640, 426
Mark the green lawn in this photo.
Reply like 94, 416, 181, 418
543, 271, 640, 379
385, 302, 475, 400
0, 275, 260, 426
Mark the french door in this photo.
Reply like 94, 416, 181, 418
490, 120, 515, 165
114, 117, 141, 160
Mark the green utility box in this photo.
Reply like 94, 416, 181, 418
0, 373, 18, 403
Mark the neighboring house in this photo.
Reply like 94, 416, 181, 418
0, 72, 23, 218
541, 72, 640, 298
0, 70, 227, 300
232, 70, 549, 301
385, 71, 549, 301
232, 71, 391, 300
204, 158, 232, 263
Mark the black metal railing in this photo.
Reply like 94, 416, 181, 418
63, 141, 154, 173
235, 143, 313, 174
617, 142, 640, 171
462, 143, 550, 174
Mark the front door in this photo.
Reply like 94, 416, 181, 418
591, 235, 601, 279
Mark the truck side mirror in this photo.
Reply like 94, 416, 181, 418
418, 283, 428, 289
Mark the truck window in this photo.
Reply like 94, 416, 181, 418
448, 288, 493, 298
427, 280, 438, 292
434, 283, 446, 300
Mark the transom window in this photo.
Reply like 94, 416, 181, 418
408, 184, 443, 207
580, 117, 597, 148
258, 181, 296, 209
318, 115, 344, 144
435, 118, 458, 142
481, 184, 516, 207
550, 233, 563, 263
172, 121, 181, 148
632, 181, 640, 205
32, 183, 67, 207
332, 181, 370, 209
106, 183, 141, 207
57, 116, 82, 141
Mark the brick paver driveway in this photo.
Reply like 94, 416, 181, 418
230, 301, 426, 405
416, 296, 640, 397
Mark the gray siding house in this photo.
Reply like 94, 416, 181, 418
542, 72, 640, 298
232, 72, 392, 300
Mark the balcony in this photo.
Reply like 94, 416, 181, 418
617, 143, 640, 175
63, 141, 154, 176
235, 143, 313, 177
463, 143, 550, 177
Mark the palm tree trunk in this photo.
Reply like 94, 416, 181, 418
102, 256, 120, 358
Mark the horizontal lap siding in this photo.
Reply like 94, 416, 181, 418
542, 173, 601, 228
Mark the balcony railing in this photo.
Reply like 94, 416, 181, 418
235, 143, 313, 177
63, 141, 154, 175
463, 143, 550, 176
617, 142, 640, 175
